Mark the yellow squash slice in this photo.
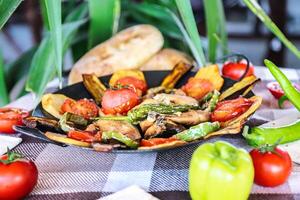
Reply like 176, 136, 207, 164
41, 94, 74, 119
194, 64, 224, 91
45, 132, 91, 148
109, 69, 146, 86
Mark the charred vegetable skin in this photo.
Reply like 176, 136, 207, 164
161, 62, 192, 89
264, 59, 300, 111
82, 74, 106, 104
243, 120, 300, 147
97, 104, 200, 124
174, 122, 220, 142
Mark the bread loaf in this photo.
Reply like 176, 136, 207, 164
68, 24, 164, 84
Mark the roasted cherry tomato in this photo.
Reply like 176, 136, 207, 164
267, 81, 300, 99
181, 78, 214, 100
67, 130, 101, 142
101, 88, 140, 115
250, 146, 292, 187
0, 108, 29, 133
141, 138, 179, 147
211, 97, 253, 122
222, 60, 254, 81
61, 99, 98, 119
115, 76, 148, 96
0, 151, 38, 200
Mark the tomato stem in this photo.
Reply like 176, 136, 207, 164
0, 148, 23, 164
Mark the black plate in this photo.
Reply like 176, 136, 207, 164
27, 70, 254, 153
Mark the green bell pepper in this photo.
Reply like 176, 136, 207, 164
189, 141, 254, 200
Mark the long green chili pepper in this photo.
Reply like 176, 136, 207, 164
102, 131, 139, 148
264, 59, 300, 111
242, 120, 300, 147
95, 104, 200, 124
174, 122, 220, 142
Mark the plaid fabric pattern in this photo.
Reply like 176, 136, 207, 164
7, 67, 300, 200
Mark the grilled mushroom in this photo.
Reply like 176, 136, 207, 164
94, 119, 141, 141
153, 93, 199, 106
165, 110, 210, 125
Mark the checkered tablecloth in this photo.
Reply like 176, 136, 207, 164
7, 66, 300, 200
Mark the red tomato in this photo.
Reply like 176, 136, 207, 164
68, 130, 96, 142
101, 88, 140, 115
0, 108, 29, 134
211, 97, 253, 122
61, 99, 98, 119
141, 138, 179, 147
181, 78, 214, 100
250, 147, 292, 187
115, 76, 148, 96
0, 152, 38, 200
222, 60, 254, 81
267, 81, 300, 99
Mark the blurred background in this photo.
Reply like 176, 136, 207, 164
0, 0, 299, 103
1, 0, 299, 67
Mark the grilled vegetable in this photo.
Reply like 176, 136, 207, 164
211, 97, 253, 122
45, 132, 91, 147
153, 93, 199, 106
166, 110, 210, 126
243, 120, 300, 147
42, 94, 72, 119
59, 112, 89, 132
97, 104, 199, 124
173, 122, 220, 142
201, 90, 220, 112
94, 119, 141, 141
23, 117, 60, 132
264, 59, 300, 111
61, 98, 99, 119
194, 64, 224, 91
182, 78, 214, 100
161, 62, 192, 89
102, 131, 139, 149
219, 75, 259, 101
82, 73, 106, 104
109, 69, 146, 86
68, 130, 99, 143
139, 138, 186, 150
101, 88, 140, 115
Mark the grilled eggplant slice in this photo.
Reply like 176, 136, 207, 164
82, 73, 106, 104
23, 117, 61, 133
161, 62, 192, 89
219, 75, 260, 101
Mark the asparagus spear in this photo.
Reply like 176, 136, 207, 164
173, 122, 220, 142
95, 103, 200, 124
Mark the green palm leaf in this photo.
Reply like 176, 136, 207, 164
0, 0, 22, 29
88, 0, 120, 48
0, 51, 9, 106
203, 0, 228, 62
174, 0, 206, 67
43, 0, 63, 86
